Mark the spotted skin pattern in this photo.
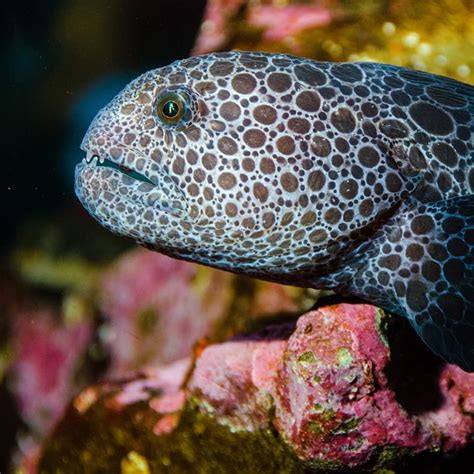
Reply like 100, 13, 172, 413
75, 52, 474, 371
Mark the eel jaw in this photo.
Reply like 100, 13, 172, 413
76, 146, 189, 218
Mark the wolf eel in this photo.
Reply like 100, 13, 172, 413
75, 52, 474, 371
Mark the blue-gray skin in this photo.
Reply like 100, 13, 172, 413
75, 52, 474, 371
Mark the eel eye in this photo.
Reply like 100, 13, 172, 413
156, 94, 185, 124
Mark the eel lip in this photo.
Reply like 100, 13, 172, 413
78, 143, 189, 215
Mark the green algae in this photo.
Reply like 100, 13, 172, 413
39, 400, 302, 473
374, 308, 390, 349
137, 307, 159, 336
336, 347, 352, 368
298, 351, 317, 365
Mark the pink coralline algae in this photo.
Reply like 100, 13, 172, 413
41, 304, 474, 471
9, 308, 92, 434
248, 5, 332, 42
98, 249, 232, 373
192, 0, 247, 55
193, 0, 332, 55
189, 304, 474, 468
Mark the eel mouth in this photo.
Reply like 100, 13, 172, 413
77, 146, 188, 216
81, 151, 155, 186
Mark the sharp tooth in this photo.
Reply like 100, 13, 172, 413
99, 155, 105, 164
91, 156, 98, 166
86, 151, 95, 163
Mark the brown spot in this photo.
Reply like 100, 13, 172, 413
260, 158, 275, 174
202, 153, 217, 170
253, 183, 269, 203
267, 72, 292, 92
311, 136, 331, 157
325, 208, 341, 224
218, 137, 238, 155
121, 104, 135, 115
242, 158, 255, 172
195, 81, 217, 95
407, 243, 424, 261
203, 187, 214, 201
339, 179, 358, 199
308, 170, 325, 191
358, 146, 379, 167
169, 72, 186, 84
386, 173, 403, 192
411, 215, 434, 234
309, 229, 328, 243
188, 183, 199, 197
359, 199, 374, 217
281, 212, 294, 226
210, 120, 225, 132
408, 146, 427, 169
124, 133, 136, 145
193, 169, 205, 183
209, 61, 235, 76
225, 203, 238, 217
138, 92, 153, 105
331, 108, 356, 133
335, 137, 349, 153
186, 149, 198, 164
218, 172, 237, 190
174, 134, 185, 148
288, 118, 310, 134
296, 91, 321, 112
151, 149, 162, 163
281, 172, 298, 192
379, 119, 409, 138
276, 136, 295, 155
231, 73, 257, 94
253, 105, 277, 125
242, 217, 255, 229
243, 129, 266, 148
263, 212, 275, 229
301, 211, 316, 225
184, 126, 201, 141
431, 142, 458, 167
172, 157, 185, 175
294, 64, 327, 86
220, 102, 241, 121
198, 100, 210, 116
380, 255, 401, 270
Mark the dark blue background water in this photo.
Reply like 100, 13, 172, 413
1, 1, 205, 468
2, 0, 206, 252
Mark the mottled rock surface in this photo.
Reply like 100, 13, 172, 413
39, 305, 474, 472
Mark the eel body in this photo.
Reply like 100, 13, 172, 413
75, 52, 474, 371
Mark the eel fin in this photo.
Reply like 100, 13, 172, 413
395, 195, 474, 371
353, 195, 474, 371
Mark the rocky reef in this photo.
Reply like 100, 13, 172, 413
38, 304, 474, 472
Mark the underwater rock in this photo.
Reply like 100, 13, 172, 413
98, 248, 233, 372
98, 248, 311, 375
9, 307, 92, 435
39, 304, 474, 472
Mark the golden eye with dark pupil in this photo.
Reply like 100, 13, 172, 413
157, 94, 184, 123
